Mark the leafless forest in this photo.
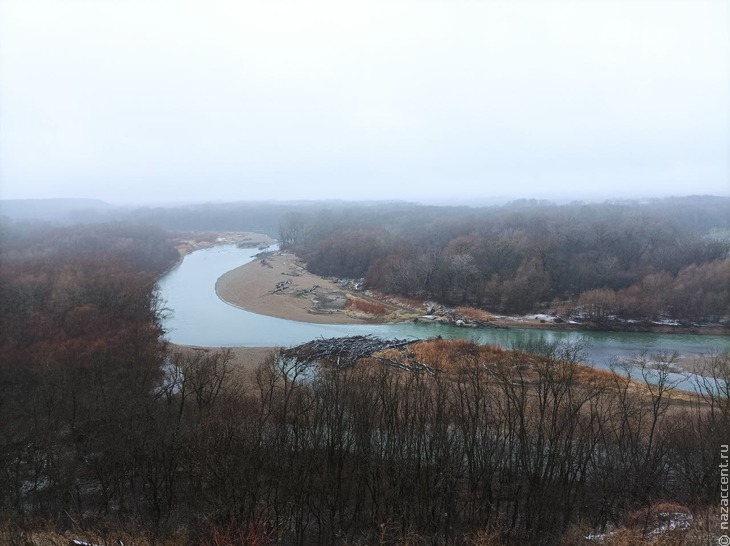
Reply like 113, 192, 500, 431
279, 197, 729, 322
0, 197, 728, 544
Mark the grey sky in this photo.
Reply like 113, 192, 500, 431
1, 0, 728, 204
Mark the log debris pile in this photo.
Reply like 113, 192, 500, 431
293, 284, 319, 296
280, 335, 436, 373
273, 279, 292, 293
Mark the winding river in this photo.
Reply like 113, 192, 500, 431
159, 245, 729, 372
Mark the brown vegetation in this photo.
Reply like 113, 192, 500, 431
455, 306, 496, 322
1, 220, 728, 545
286, 197, 730, 321
407, 337, 505, 370
346, 294, 388, 315
577, 259, 730, 322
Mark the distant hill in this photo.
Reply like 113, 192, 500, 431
0, 198, 113, 222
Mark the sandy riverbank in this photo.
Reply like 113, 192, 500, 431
215, 251, 371, 324
169, 344, 278, 387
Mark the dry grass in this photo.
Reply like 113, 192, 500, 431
345, 295, 422, 323
623, 502, 692, 529
362, 291, 426, 312
561, 504, 722, 546
625, 377, 700, 405
356, 338, 699, 412
574, 365, 626, 388
384, 294, 428, 312
170, 344, 277, 391
455, 306, 495, 322
346, 294, 389, 315
408, 339, 504, 370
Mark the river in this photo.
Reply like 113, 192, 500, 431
158, 245, 729, 373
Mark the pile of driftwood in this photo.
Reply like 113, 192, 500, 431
280, 335, 438, 373
293, 284, 319, 296
281, 335, 412, 365
273, 279, 292, 293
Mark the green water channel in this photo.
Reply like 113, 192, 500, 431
158, 245, 729, 385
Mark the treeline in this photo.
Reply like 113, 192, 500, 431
282, 197, 730, 320
4, 196, 729, 320
0, 221, 178, 356
0, 220, 179, 273
577, 260, 729, 321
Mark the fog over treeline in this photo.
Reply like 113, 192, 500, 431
2, 194, 729, 234
277, 196, 730, 321
2, 196, 729, 322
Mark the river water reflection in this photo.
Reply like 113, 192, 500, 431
158, 246, 729, 370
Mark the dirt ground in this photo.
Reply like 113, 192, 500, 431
168, 344, 279, 387
215, 251, 372, 324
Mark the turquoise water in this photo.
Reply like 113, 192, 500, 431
158, 245, 730, 369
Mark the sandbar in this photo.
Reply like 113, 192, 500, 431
215, 251, 369, 325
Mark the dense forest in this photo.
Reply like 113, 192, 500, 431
0, 199, 730, 546
277, 197, 730, 322
0, 218, 728, 544
6, 196, 726, 322
0, 222, 178, 542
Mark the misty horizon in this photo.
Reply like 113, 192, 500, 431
3, 191, 730, 210
1, 1, 728, 204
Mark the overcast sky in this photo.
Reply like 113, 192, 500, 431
0, 0, 728, 204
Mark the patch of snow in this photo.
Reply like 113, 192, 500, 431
525, 314, 555, 321
585, 529, 617, 542
21, 477, 50, 494
585, 511, 693, 542
646, 511, 693, 538
652, 318, 680, 326
155, 361, 183, 396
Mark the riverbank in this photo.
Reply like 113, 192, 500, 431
172, 231, 276, 256
216, 251, 372, 324
215, 249, 509, 327
159, 244, 729, 383
169, 344, 278, 386
214, 250, 727, 336
159, 231, 277, 279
